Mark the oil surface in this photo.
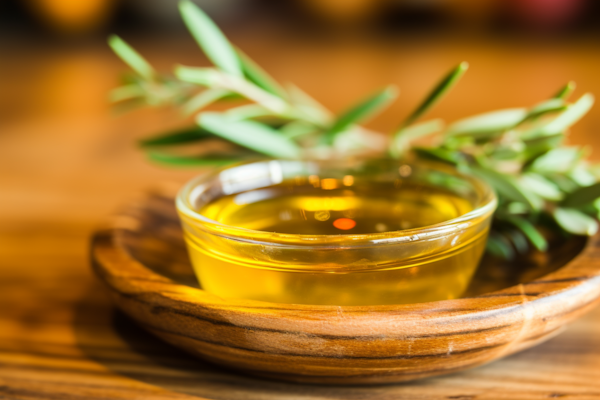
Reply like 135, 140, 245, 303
184, 179, 489, 306
200, 182, 473, 235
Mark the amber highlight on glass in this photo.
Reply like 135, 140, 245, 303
177, 159, 496, 306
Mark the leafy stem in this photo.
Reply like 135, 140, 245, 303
108, 0, 600, 259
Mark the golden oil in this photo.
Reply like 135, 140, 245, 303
200, 182, 473, 235
181, 174, 492, 306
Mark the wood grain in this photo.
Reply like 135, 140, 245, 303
90, 193, 600, 385
4, 34, 600, 398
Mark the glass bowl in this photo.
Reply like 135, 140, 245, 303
176, 159, 497, 306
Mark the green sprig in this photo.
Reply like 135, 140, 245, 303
109, 0, 600, 259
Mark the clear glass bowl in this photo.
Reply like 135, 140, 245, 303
177, 159, 497, 306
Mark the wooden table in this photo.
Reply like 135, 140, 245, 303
2, 32, 600, 399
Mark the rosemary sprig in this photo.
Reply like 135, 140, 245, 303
408, 88, 598, 257
107, 0, 440, 162
109, 0, 600, 258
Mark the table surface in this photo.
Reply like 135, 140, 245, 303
2, 32, 600, 399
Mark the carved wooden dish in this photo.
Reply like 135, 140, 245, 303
90, 193, 600, 385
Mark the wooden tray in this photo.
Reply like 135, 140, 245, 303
90, 193, 600, 385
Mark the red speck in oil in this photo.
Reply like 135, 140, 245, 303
333, 218, 356, 230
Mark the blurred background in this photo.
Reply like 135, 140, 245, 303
3, 0, 600, 289
2, 2, 600, 393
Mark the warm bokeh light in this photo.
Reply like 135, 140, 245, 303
27, 0, 115, 34
398, 165, 412, 178
333, 218, 357, 230
308, 175, 320, 188
299, 0, 384, 25
2, 0, 600, 394
342, 175, 354, 186
320, 178, 339, 190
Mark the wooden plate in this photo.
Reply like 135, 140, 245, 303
90, 193, 600, 385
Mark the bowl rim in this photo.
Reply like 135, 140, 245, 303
90, 198, 600, 385
176, 158, 497, 247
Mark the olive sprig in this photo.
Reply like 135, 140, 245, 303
109, 0, 599, 258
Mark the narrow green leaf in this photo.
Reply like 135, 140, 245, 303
594, 198, 600, 214
522, 133, 564, 160
535, 93, 594, 137
216, 92, 245, 102
393, 119, 444, 155
414, 147, 462, 165
226, 81, 289, 114
487, 141, 525, 161
545, 173, 580, 193
280, 120, 317, 139
175, 66, 220, 86
470, 167, 541, 211
447, 108, 527, 137
561, 182, 600, 208
507, 202, 530, 215
110, 98, 147, 115
399, 62, 468, 130
527, 147, 582, 174
177, 66, 287, 113
554, 81, 576, 100
505, 229, 530, 254
119, 72, 144, 86
179, 0, 242, 76
199, 112, 301, 158
520, 173, 563, 201
287, 84, 332, 126
553, 207, 598, 235
139, 127, 213, 147
568, 165, 596, 187
486, 234, 515, 259
443, 136, 473, 150
147, 151, 242, 166
236, 48, 287, 98
501, 215, 548, 251
324, 86, 397, 144
183, 88, 230, 115
397, 119, 444, 139
224, 104, 273, 121
108, 35, 154, 80
108, 85, 145, 103
525, 98, 567, 120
